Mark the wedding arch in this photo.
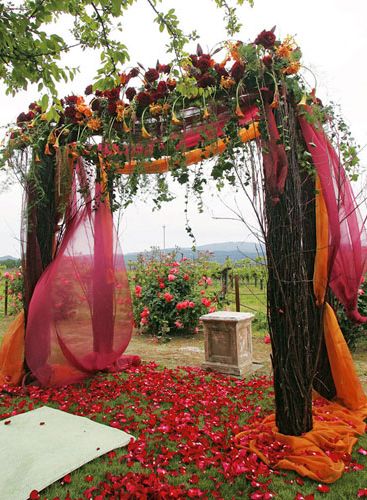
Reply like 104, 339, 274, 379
1, 29, 367, 483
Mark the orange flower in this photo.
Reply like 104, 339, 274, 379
162, 103, 171, 114
203, 107, 210, 120
276, 44, 292, 59
119, 73, 128, 85
76, 100, 92, 118
270, 91, 279, 109
171, 112, 181, 126
235, 105, 245, 118
44, 143, 52, 155
116, 101, 125, 122
141, 126, 151, 139
276, 36, 297, 59
229, 42, 242, 62
122, 120, 131, 133
149, 103, 163, 116
220, 76, 236, 89
282, 61, 301, 75
87, 117, 102, 131
297, 94, 308, 107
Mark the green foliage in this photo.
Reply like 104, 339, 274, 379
130, 251, 221, 338
0, 0, 252, 96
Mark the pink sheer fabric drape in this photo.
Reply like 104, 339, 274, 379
299, 116, 367, 322
25, 160, 134, 386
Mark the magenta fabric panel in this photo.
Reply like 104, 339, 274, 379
25, 162, 133, 386
299, 116, 367, 322
261, 102, 289, 203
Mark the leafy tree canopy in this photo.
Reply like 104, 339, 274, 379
0, 0, 252, 96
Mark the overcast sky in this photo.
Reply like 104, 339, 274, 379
0, 0, 366, 256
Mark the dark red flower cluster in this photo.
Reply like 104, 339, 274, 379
145, 68, 159, 84
230, 61, 245, 82
16, 102, 41, 125
254, 29, 276, 49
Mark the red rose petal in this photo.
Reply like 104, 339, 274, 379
29, 490, 40, 500
317, 484, 330, 493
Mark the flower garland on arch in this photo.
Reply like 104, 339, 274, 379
3, 28, 309, 174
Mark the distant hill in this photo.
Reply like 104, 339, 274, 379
0, 255, 17, 262
125, 241, 265, 264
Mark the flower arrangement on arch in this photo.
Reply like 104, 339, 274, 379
2, 28, 307, 172
130, 251, 221, 338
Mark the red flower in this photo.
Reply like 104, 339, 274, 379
201, 298, 212, 308
126, 87, 137, 101
158, 64, 171, 74
197, 73, 216, 88
167, 79, 176, 90
262, 55, 273, 67
189, 54, 198, 67
136, 91, 152, 108
156, 81, 168, 95
129, 67, 139, 78
104, 87, 120, 100
254, 29, 276, 49
65, 95, 79, 105
358, 489, 367, 498
107, 101, 117, 115
163, 292, 174, 302
145, 68, 159, 83
91, 99, 101, 112
214, 63, 228, 78
230, 61, 245, 82
197, 56, 212, 73
135, 285, 142, 298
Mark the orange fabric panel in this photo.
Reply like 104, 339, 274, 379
235, 396, 367, 483
116, 122, 260, 175
0, 312, 25, 386
323, 302, 367, 410
313, 174, 329, 305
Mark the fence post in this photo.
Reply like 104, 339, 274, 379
235, 275, 240, 312
4, 278, 8, 316
260, 278, 264, 290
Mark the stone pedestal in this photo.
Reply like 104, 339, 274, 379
201, 311, 254, 376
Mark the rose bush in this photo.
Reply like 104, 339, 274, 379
130, 252, 220, 338
0, 268, 23, 315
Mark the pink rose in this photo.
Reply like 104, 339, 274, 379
168, 274, 176, 281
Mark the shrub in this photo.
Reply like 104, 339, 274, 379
130, 251, 220, 338
1, 268, 23, 315
337, 276, 367, 351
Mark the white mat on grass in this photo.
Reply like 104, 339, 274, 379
0, 406, 134, 500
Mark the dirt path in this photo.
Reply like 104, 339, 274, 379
125, 330, 271, 377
